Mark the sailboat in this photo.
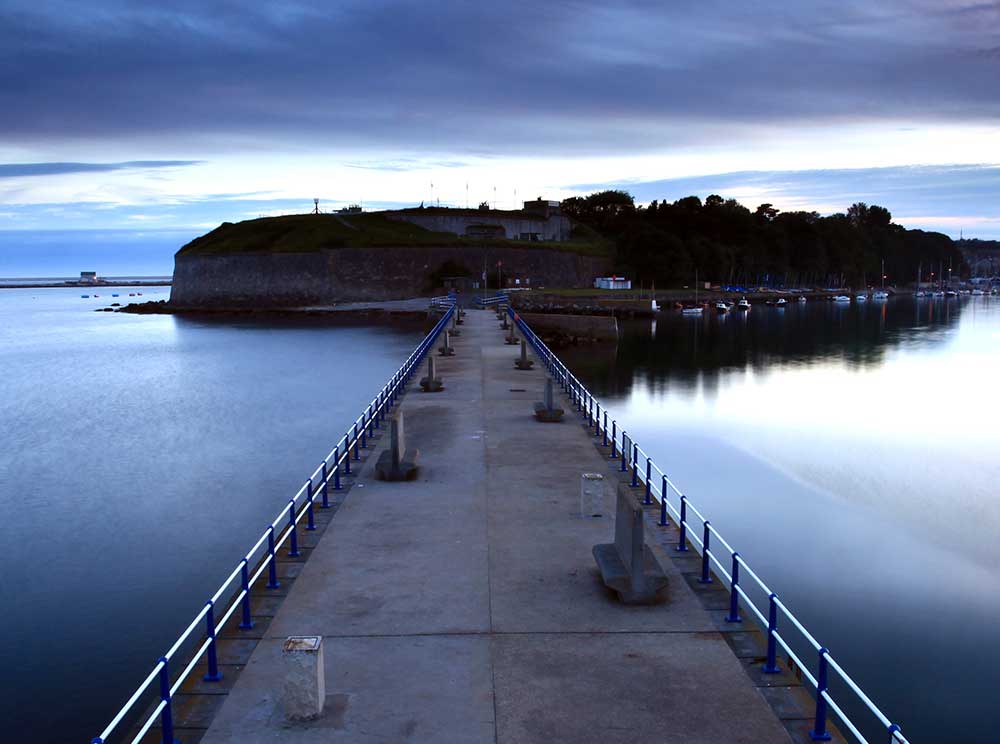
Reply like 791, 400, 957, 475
682, 269, 704, 315
914, 261, 927, 298
872, 259, 889, 300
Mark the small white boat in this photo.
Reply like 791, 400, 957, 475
872, 291, 889, 300
855, 294, 867, 302
776, 297, 787, 306
833, 295, 851, 303
715, 301, 730, 313
797, 296, 807, 303
932, 291, 945, 298
915, 291, 927, 298
737, 298, 751, 310
972, 289, 985, 296
681, 305, 704, 316
946, 290, 958, 297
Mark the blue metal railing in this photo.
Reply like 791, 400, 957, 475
92, 302, 456, 744
508, 306, 911, 744
476, 292, 508, 307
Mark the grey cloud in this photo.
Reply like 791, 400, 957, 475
0, 161, 201, 178
1, 1, 999, 155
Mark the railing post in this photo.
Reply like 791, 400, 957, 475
360, 413, 367, 449
321, 462, 330, 507
374, 395, 381, 428
353, 423, 361, 460
239, 560, 253, 629
764, 593, 779, 673
157, 657, 176, 744
888, 724, 902, 742
677, 496, 689, 551
594, 402, 600, 433
726, 553, 742, 622
631, 444, 639, 486
334, 446, 343, 487
659, 475, 669, 525
610, 421, 617, 458
344, 435, 352, 474
644, 458, 652, 504
620, 432, 627, 471
602, 411, 608, 447
266, 527, 280, 588
287, 500, 300, 557
700, 521, 712, 583
811, 649, 833, 741
306, 483, 316, 531
203, 600, 222, 681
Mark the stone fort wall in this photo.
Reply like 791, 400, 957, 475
170, 244, 610, 307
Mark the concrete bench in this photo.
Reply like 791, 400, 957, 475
593, 483, 668, 604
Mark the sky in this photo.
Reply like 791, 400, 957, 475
1, 0, 999, 239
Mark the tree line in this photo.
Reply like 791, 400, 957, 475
562, 190, 967, 288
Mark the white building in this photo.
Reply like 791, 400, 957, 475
594, 276, 631, 290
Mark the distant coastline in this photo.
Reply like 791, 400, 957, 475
0, 277, 171, 289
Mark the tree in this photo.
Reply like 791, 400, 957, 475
478, 201, 490, 211
755, 203, 779, 222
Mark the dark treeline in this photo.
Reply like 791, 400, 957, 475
562, 190, 967, 288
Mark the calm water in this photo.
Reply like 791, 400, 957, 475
0, 288, 425, 742
561, 297, 1000, 744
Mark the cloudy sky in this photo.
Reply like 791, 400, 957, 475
1, 0, 999, 237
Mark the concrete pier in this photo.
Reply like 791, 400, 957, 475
192, 310, 821, 744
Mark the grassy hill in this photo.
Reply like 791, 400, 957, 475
177, 213, 612, 257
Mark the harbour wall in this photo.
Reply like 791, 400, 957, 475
170, 245, 610, 307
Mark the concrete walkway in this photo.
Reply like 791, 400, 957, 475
200, 309, 794, 744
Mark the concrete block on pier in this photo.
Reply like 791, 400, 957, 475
419, 356, 444, 392
280, 636, 325, 721
533, 378, 564, 422
500, 314, 509, 330
438, 330, 455, 356
593, 484, 668, 605
375, 411, 420, 481
514, 339, 534, 370
504, 327, 519, 345
450, 313, 461, 336
580, 473, 604, 517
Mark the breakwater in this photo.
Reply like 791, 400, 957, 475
91, 304, 910, 744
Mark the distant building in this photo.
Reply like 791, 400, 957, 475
383, 199, 572, 242
338, 205, 363, 214
80, 271, 98, 284
594, 276, 631, 290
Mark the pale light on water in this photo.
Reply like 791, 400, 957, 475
0, 287, 426, 742
562, 297, 1000, 743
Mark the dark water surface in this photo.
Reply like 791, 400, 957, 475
560, 297, 1000, 744
0, 288, 425, 742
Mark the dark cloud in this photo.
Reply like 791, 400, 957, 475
0, 161, 201, 178
1, 1, 998, 155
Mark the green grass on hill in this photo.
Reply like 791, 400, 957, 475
176, 213, 612, 257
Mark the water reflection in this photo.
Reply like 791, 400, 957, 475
560, 297, 1000, 744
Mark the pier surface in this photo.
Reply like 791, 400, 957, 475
198, 310, 803, 743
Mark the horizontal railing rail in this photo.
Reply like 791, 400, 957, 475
508, 306, 910, 744
92, 301, 457, 744
476, 292, 509, 307
430, 292, 456, 309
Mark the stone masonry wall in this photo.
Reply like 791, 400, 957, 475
170, 245, 611, 307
